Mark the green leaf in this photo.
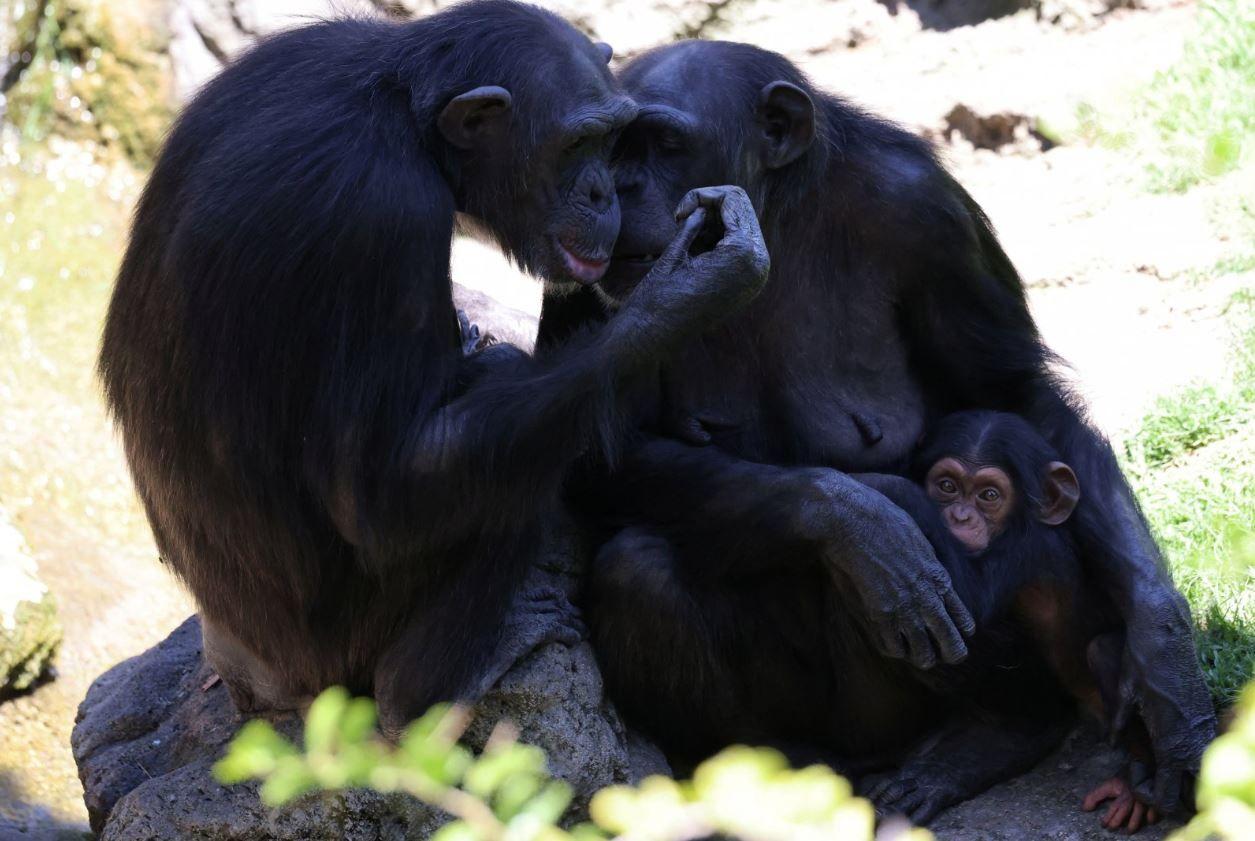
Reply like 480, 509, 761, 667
464, 744, 546, 799
515, 780, 572, 826
493, 773, 544, 821
431, 821, 482, 841
340, 696, 378, 745
212, 720, 297, 784
258, 757, 318, 807
305, 686, 350, 754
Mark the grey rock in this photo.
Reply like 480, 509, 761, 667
0, 508, 61, 694
73, 515, 664, 839
452, 282, 539, 353
933, 725, 1180, 840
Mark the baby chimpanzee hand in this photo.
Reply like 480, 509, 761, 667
1083, 774, 1160, 834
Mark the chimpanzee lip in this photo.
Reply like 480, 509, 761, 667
556, 238, 609, 284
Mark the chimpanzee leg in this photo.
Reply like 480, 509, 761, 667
862, 713, 1071, 824
586, 526, 746, 761
373, 541, 583, 738
202, 616, 311, 714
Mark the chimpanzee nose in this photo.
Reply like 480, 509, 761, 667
588, 181, 611, 213
952, 506, 973, 524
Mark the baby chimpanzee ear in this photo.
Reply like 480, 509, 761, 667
595, 42, 614, 64
438, 86, 513, 150
755, 81, 815, 169
1039, 461, 1080, 525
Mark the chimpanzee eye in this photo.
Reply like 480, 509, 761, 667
656, 129, 686, 153
565, 135, 592, 155
979, 488, 1001, 502
937, 478, 957, 494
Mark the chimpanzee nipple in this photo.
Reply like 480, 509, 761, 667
852, 412, 884, 446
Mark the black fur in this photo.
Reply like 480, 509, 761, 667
540, 40, 1213, 816
99, 0, 655, 732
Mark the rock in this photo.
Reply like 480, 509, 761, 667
166, 0, 757, 98
451, 282, 538, 352
169, 0, 385, 99
4, 0, 174, 166
933, 725, 1180, 840
941, 103, 1057, 153
73, 514, 664, 839
0, 508, 61, 695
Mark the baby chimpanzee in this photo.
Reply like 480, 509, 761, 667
883, 410, 1160, 832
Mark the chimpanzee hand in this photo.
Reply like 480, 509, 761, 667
457, 309, 497, 355
821, 472, 976, 668
1110, 598, 1216, 816
619, 186, 770, 345
1083, 770, 1161, 834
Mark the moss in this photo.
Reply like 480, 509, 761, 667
6, 0, 173, 166
0, 593, 61, 692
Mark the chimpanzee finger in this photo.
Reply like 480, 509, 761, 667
675, 186, 761, 244
1147, 808, 1159, 825
1082, 779, 1122, 811
876, 627, 907, 661
873, 778, 916, 806
944, 587, 977, 637
654, 206, 708, 273
923, 593, 969, 665
909, 795, 945, 825
1104, 796, 1133, 830
903, 624, 938, 670
1127, 801, 1146, 833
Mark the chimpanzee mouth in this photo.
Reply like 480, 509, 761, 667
555, 238, 609, 284
617, 254, 660, 266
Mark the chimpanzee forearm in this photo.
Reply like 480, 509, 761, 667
370, 186, 771, 555
591, 436, 974, 667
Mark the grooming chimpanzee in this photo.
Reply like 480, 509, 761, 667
860, 411, 1159, 831
98, 1, 769, 735
539, 40, 1213, 815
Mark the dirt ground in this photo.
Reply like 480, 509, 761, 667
1, 1, 1249, 838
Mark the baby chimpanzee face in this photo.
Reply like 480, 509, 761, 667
925, 457, 1016, 554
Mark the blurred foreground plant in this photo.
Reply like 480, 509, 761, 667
1173, 683, 1255, 840
214, 687, 931, 841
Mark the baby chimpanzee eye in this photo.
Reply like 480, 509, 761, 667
937, 478, 957, 494
979, 488, 1001, 502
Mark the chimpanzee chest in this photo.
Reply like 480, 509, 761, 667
660, 293, 927, 471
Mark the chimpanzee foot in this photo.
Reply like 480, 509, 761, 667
863, 761, 966, 825
473, 586, 586, 697
457, 310, 498, 355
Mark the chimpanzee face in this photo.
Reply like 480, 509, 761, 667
597, 42, 816, 306
438, 34, 637, 290
926, 457, 1017, 554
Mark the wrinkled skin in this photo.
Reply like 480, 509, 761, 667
539, 39, 1214, 818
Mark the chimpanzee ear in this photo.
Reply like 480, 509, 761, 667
755, 81, 816, 169
1039, 461, 1080, 525
595, 42, 614, 64
438, 86, 513, 150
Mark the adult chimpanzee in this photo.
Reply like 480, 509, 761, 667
859, 411, 1158, 830
538, 40, 1213, 816
98, 1, 770, 735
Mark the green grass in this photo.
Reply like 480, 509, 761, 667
1075, 0, 1255, 192
1123, 292, 1255, 706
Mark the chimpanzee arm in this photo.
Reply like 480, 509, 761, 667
363, 187, 770, 553
585, 436, 975, 668
887, 165, 1215, 813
